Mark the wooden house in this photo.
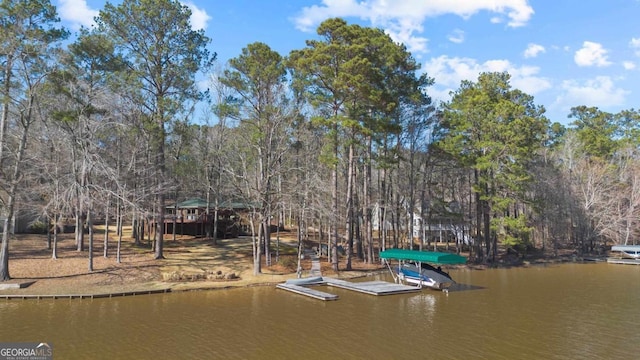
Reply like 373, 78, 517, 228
164, 198, 251, 238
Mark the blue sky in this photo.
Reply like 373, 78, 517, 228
56, 0, 640, 125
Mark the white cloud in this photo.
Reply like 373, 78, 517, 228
58, 1, 210, 31
523, 43, 545, 58
448, 29, 465, 44
385, 20, 429, 54
422, 55, 552, 103
555, 76, 628, 111
574, 41, 612, 67
293, 0, 534, 54
292, 0, 365, 32
182, 1, 211, 31
623, 61, 636, 70
57, 0, 99, 30
631, 37, 640, 57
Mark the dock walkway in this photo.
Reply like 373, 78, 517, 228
323, 277, 421, 296
307, 249, 322, 277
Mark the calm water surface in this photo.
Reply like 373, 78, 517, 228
1, 262, 639, 359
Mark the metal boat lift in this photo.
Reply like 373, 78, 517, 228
380, 249, 467, 291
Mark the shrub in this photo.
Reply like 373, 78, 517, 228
277, 256, 297, 271
28, 221, 48, 234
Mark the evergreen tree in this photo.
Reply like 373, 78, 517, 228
97, 0, 215, 259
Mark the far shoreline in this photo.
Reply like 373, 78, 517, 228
1, 230, 622, 299
0, 242, 609, 299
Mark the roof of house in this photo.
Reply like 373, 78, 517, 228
168, 198, 252, 210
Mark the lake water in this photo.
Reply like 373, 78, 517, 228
1, 262, 639, 359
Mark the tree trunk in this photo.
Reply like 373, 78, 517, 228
474, 169, 483, 261
47, 217, 52, 250
52, 213, 58, 260
263, 215, 271, 267
88, 209, 94, 272
104, 199, 110, 258
296, 219, 303, 278
408, 147, 416, 251
1, 118, 31, 281
76, 210, 84, 251
117, 214, 123, 264
419, 162, 428, 252
331, 163, 339, 271
0, 214, 12, 281
155, 196, 165, 259
380, 167, 387, 254
132, 216, 139, 245
206, 186, 212, 240
155, 119, 166, 258
251, 214, 261, 275
212, 208, 219, 245
345, 143, 354, 270
364, 137, 373, 263
0, 56, 12, 171
172, 202, 178, 242
75, 154, 88, 252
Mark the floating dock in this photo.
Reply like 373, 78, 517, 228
607, 258, 640, 265
277, 277, 421, 301
324, 277, 421, 296
276, 283, 338, 301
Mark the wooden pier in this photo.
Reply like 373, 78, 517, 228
607, 258, 640, 265
0, 288, 172, 300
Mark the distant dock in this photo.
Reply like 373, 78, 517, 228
607, 258, 640, 265
277, 277, 420, 301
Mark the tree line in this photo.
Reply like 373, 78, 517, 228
1, 0, 639, 280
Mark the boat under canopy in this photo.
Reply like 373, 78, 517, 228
379, 249, 467, 265
611, 245, 640, 259
380, 249, 467, 291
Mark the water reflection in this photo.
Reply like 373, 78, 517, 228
397, 293, 437, 326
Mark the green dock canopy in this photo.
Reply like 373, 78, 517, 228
380, 249, 467, 265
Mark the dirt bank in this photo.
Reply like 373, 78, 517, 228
0, 232, 383, 296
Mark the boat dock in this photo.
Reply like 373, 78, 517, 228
607, 258, 640, 265
276, 248, 422, 301
324, 277, 421, 296
277, 277, 421, 301
276, 282, 339, 301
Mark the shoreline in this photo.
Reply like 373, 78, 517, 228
0, 269, 380, 299
0, 256, 605, 300
0, 232, 388, 298
0, 233, 612, 299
